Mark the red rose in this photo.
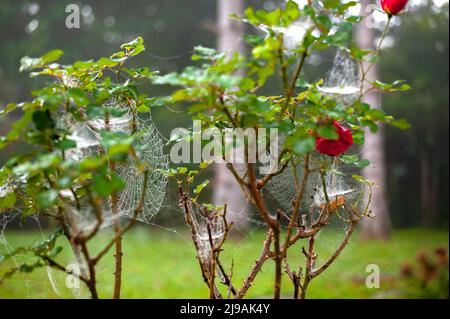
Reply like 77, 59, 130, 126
381, 0, 409, 16
315, 120, 353, 157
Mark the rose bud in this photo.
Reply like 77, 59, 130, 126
315, 120, 354, 157
381, 0, 409, 16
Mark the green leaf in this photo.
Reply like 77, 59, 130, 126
361, 119, 378, 133
390, 118, 411, 130
37, 189, 58, 208
110, 51, 128, 62
293, 136, 316, 155
136, 104, 150, 113
0, 192, 17, 209
352, 174, 375, 186
20, 50, 64, 72
55, 138, 76, 151
66, 88, 89, 106
199, 161, 212, 169
316, 15, 333, 31
318, 124, 339, 140
119, 36, 145, 57
192, 46, 220, 61
57, 175, 72, 188
20, 56, 42, 72
355, 159, 371, 168
0, 103, 18, 115
349, 46, 371, 60
352, 130, 365, 145
153, 73, 183, 86
282, 1, 300, 26
32, 110, 55, 131
92, 174, 112, 196
194, 180, 210, 195
341, 155, 371, 168
41, 50, 64, 64
108, 143, 132, 157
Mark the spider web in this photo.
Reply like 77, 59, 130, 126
69, 99, 169, 224
265, 157, 362, 220
258, 19, 313, 55
318, 49, 361, 104
115, 116, 169, 223
0, 207, 61, 298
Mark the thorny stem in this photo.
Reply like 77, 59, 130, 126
359, 15, 392, 98
92, 171, 149, 264
283, 257, 302, 299
217, 258, 237, 297
247, 163, 277, 228
81, 242, 99, 299
278, 46, 290, 98
235, 230, 273, 299
256, 149, 290, 190
311, 221, 357, 279
207, 224, 217, 299
112, 201, 123, 299
226, 260, 235, 299
178, 186, 227, 298
299, 236, 316, 299
273, 223, 282, 299
103, 110, 123, 299
279, 49, 308, 119
282, 155, 310, 256
289, 51, 308, 96
246, 163, 281, 298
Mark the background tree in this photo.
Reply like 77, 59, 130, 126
381, 1, 449, 229
213, 0, 249, 228
0, 0, 448, 230
358, 0, 391, 240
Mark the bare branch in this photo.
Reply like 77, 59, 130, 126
235, 230, 273, 299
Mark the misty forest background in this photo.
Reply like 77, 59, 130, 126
1, 0, 448, 229
0, 0, 448, 298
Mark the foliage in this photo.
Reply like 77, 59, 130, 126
157, 1, 410, 299
0, 0, 414, 299
399, 247, 449, 298
380, 2, 449, 228
0, 36, 158, 298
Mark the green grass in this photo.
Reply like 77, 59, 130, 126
0, 227, 448, 299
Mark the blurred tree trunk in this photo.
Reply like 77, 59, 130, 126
213, 0, 249, 228
420, 151, 438, 228
358, 0, 391, 240
420, 151, 432, 227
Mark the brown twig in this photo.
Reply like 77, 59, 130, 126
311, 221, 357, 279
299, 236, 316, 299
235, 230, 273, 299
282, 155, 310, 256
92, 171, 149, 265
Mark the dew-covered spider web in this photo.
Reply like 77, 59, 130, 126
263, 156, 365, 267
265, 157, 362, 218
257, 19, 313, 55
191, 209, 226, 266
66, 98, 169, 224
0, 207, 61, 298
115, 116, 169, 224
318, 49, 361, 104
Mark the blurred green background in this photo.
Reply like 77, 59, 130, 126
0, 228, 448, 298
0, 0, 448, 298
